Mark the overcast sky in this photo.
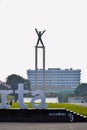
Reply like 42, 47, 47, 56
0, 0, 87, 83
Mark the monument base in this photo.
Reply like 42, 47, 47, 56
0, 109, 87, 122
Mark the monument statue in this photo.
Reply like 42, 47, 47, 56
35, 28, 46, 46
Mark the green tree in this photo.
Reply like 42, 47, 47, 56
0, 81, 10, 90
0, 84, 8, 90
58, 92, 71, 103
6, 74, 31, 102
74, 83, 87, 96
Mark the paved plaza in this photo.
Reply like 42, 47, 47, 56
0, 123, 87, 130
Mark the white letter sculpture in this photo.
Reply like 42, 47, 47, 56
15, 83, 28, 109
0, 90, 13, 109
31, 89, 47, 109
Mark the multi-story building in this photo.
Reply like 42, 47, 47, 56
27, 68, 81, 92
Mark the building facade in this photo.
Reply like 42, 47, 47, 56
27, 68, 81, 92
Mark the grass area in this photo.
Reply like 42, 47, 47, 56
11, 103, 87, 117
11, 102, 32, 109
47, 103, 87, 117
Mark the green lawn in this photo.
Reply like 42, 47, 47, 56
47, 103, 87, 117
11, 103, 87, 117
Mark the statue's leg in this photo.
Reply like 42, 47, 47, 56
37, 39, 39, 45
40, 39, 44, 46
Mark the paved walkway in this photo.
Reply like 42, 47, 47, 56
0, 123, 87, 130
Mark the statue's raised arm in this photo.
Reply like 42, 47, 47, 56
35, 28, 38, 35
42, 30, 46, 35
